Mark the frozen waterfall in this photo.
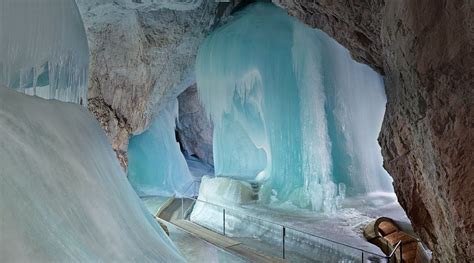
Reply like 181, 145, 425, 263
0, 0, 89, 104
196, 3, 392, 211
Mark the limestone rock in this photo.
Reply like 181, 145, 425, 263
379, 1, 473, 261
75, 0, 225, 168
177, 84, 214, 165
273, 0, 385, 73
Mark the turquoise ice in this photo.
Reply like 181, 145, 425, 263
128, 99, 194, 196
196, 3, 392, 211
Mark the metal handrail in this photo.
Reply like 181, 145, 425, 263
388, 240, 402, 258
180, 179, 389, 259
182, 179, 201, 196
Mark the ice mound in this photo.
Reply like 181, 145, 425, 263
0, 87, 184, 262
198, 176, 255, 206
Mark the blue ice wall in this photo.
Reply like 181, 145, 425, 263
196, 3, 392, 211
128, 100, 193, 196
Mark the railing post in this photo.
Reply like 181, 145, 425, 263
361, 251, 364, 262
223, 208, 226, 236
282, 226, 286, 259
181, 197, 184, 219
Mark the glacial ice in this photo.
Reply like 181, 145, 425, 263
0, 0, 89, 104
128, 99, 194, 197
0, 87, 185, 262
196, 3, 393, 211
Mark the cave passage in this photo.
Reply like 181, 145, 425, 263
3, 0, 453, 261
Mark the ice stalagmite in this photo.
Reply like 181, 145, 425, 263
128, 99, 194, 196
196, 3, 392, 211
0, 0, 89, 104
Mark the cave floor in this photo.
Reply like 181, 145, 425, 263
164, 221, 249, 263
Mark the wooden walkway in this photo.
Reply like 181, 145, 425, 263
155, 197, 286, 263
171, 219, 286, 263
364, 217, 429, 263
157, 197, 195, 221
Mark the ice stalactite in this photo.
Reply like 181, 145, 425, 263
196, 3, 392, 212
128, 99, 194, 196
0, 0, 89, 104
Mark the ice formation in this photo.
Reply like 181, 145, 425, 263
196, 3, 392, 211
128, 99, 194, 196
197, 176, 256, 205
0, 87, 184, 262
0, 0, 89, 104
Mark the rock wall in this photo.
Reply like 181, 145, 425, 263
275, 0, 473, 261
75, 0, 226, 168
177, 84, 214, 165
273, 0, 384, 73
379, 1, 473, 261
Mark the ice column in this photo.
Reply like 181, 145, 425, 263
0, 0, 89, 104
196, 3, 392, 211
128, 99, 194, 196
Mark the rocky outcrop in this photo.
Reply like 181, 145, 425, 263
177, 84, 213, 165
88, 97, 132, 168
273, 0, 385, 73
276, 0, 473, 261
75, 0, 227, 168
379, 1, 473, 261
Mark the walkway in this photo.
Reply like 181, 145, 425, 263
364, 217, 430, 263
155, 196, 286, 263
163, 220, 247, 263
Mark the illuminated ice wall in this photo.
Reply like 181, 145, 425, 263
196, 3, 392, 211
0, 0, 89, 104
128, 99, 194, 197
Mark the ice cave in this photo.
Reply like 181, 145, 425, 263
1, 0, 472, 262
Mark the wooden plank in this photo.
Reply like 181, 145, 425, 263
364, 217, 428, 263
159, 199, 195, 221
378, 221, 399, 236
230, 243, 287, 263
154, 195, 175, 218
172, 219, 241, 248
171, 219, 286, 263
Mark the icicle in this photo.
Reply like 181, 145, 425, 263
0, 0, 89, 104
